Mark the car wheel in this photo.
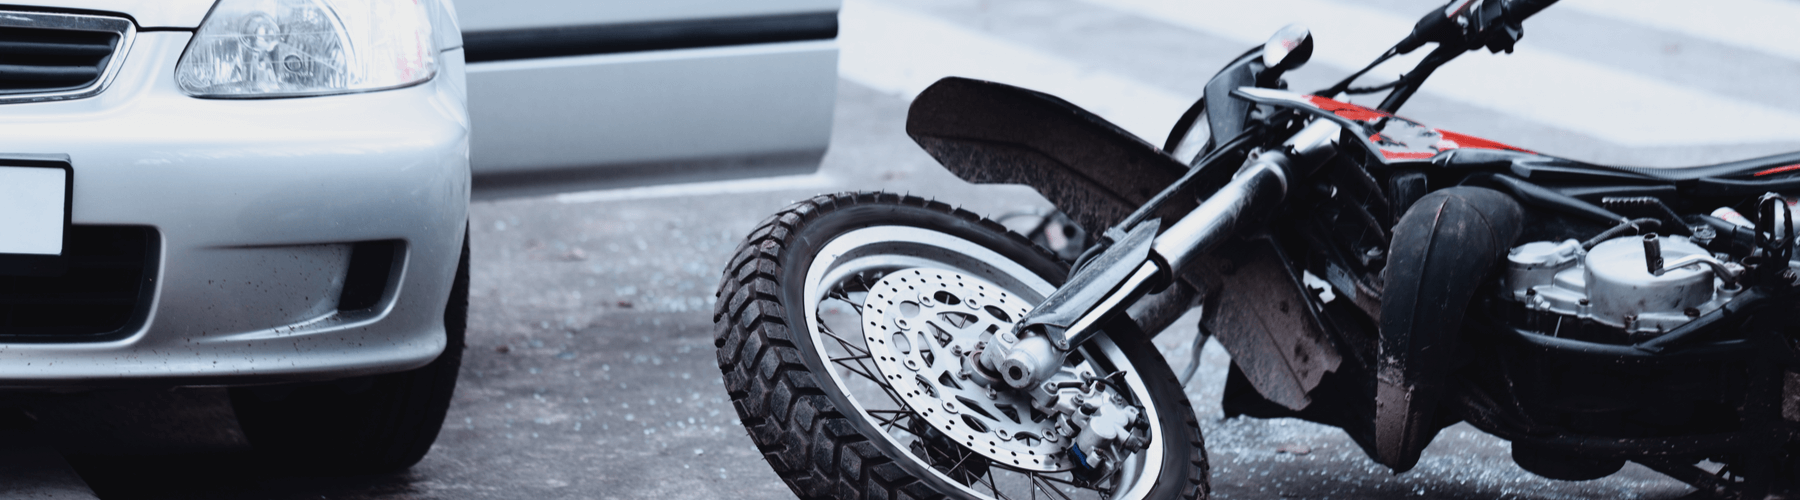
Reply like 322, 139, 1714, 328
229, 228, 468, 474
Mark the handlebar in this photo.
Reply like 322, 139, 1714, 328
1397, 0, 1559, 55
1334, 0, 1558, 112
1508, 0, 1560, 22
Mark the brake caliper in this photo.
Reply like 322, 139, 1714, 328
1035, 371, 1150, 481
861, 268, 1150, 477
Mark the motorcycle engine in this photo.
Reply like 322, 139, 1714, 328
1484, 207, 1794, 484
1501, 235, 1742, 338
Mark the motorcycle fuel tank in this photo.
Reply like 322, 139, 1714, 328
1231, 87, 1535, 164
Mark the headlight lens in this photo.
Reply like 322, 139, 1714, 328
176, 0, 435, 98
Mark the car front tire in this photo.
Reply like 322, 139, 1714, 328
229, 229, 468, 474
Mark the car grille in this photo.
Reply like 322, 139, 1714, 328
0, 226, 157, 340
0, 11, 133, 102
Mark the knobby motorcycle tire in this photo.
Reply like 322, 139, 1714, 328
713, 192, 1209, 500
1374, 187, 1522, 472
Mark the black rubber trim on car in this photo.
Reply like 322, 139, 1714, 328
338, 240, 403, 313
463, 12, 837, 63
0, 225, 158, 343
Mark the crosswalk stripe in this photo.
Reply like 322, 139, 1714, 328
838, 0, 1194, 145
1561, 0, 1800, 63
1071, 0, 1800, 147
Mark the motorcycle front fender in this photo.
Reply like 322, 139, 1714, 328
905, 77, 1209, 338
905, 77, 1196, 235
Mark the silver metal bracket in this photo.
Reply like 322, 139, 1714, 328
1009, 219, 1161, 350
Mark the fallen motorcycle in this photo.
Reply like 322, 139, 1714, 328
714, 0, 1800, 497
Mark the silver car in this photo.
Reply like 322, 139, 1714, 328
455, 0, 839, 198
0, 0, 469, 473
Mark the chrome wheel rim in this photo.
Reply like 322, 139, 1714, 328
801, 225, 1166, 500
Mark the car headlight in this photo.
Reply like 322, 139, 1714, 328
176, 0, 436, 98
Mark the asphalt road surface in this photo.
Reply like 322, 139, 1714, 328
7, 0, 1800, 498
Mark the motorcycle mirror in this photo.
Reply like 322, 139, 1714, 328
1262, 24, 1314, 71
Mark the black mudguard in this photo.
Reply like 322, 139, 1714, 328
1193, 236, 1344, 411
906, 76, 1345, 407
905, 77, 1196, 234
1374, 186, 1523, 471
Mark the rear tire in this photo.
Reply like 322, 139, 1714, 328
229, 229, 468, 474
714, 192, 1208, 499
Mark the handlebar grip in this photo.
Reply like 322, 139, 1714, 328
1504, 0, 1559, 23
1397, 0, 1557, 54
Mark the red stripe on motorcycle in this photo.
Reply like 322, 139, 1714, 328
1305, 95, 1389, 122
1436, 129, 1534, 154
1382, 151, 1436, 160
1753, 163, 1800, 177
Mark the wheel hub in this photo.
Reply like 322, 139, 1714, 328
862, 268, 1073, 472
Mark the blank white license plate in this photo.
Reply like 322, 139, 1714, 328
0, 165, 66, 255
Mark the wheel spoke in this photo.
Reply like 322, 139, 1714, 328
832, 357, 915, 407
1035, 474, 1088, 489
973, 468, 1016, 500
846, 355, 913, 409
818, 322, 871, 357
830, 357, 885, 383
1096, 467, 1123, 498
818, 320, 921, 414
819, 323, 884, 384
982, 462, 1117, 500
830, 357, 883, 385
874, 409, 912, 431
873, 382, 914, 412
946, 447, 976, 476
828, 289, 865, 314
1029, 472, 1077, 500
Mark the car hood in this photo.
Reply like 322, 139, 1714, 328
9, 0, 215, 28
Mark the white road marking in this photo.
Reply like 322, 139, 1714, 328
554, 173, 837, 204
1074, 0, 1800, 146
837, 0, 1192, 145
1561, 0, 1800, 62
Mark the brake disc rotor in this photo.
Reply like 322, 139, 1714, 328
861, 268, 1072, 472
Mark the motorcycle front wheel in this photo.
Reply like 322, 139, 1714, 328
714, 192, 1208, 500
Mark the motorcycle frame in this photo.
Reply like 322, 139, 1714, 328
905, 36, 1800, 493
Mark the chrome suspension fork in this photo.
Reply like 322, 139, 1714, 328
983, 120, 1342, 390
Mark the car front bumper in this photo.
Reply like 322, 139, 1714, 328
0, 32, 471, 387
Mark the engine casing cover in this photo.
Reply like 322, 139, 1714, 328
1503, 235, 1738, 336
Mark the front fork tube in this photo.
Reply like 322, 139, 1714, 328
1058, 144, 1300, 351
1033, 120, 1341, 369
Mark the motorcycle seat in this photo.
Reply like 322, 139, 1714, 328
1441, 148, 1800, 195
1591, 150, 1800, 182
